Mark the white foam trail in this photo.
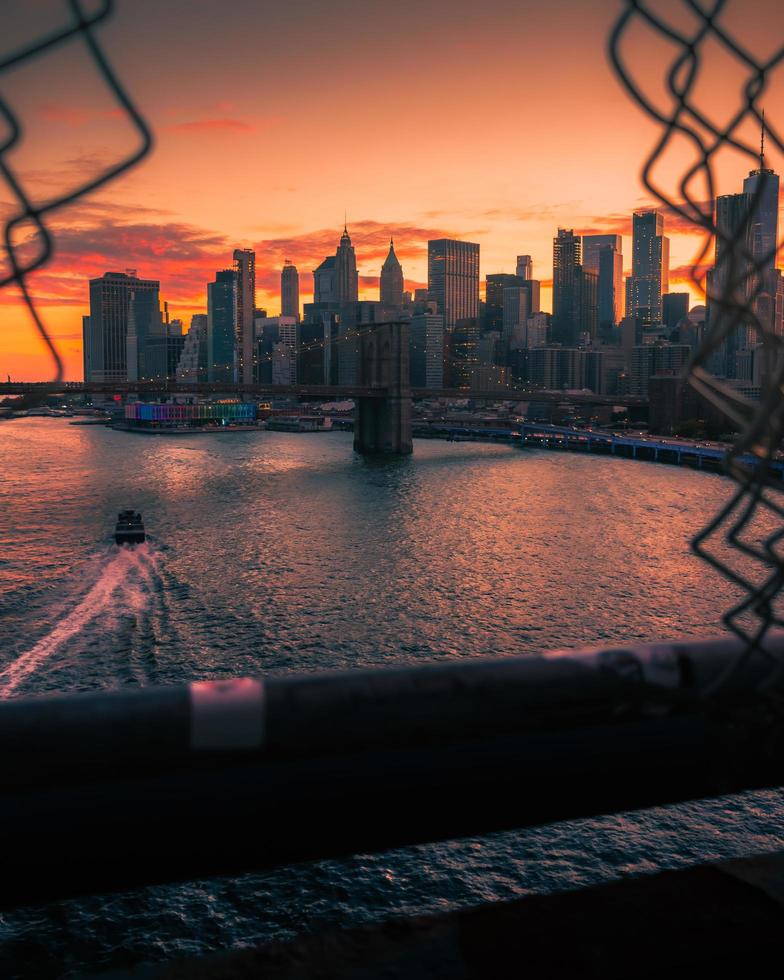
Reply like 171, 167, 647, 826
0, 543, 161, 696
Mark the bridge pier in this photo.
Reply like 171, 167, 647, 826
354, 321, 412, 455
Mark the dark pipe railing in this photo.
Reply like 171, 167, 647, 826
1, 633, 784, 909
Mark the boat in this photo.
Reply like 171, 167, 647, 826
114, 510, 145, 546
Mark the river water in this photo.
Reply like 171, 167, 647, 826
1, 419, 782, 976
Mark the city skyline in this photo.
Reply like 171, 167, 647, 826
1, 0, 782, 380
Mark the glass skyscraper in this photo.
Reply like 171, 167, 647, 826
85, 271, 160, 383
208, 269, 236, 384
427, 239, 480, 331
625, 210, 669, 324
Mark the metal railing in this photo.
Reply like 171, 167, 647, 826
2, 632, 784, 909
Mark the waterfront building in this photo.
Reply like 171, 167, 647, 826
427, 239, 480, 331
380, 239, 404, 308
625, 210, 669, 323
409, 312, 445, 387
526, 346, 603, 393
233, 248, 256, 384
176, 314, 208, 383
82, 315, 90, 381
123, 401, 257, 430
583, 234, 623, 334
207, 269, 236, 384
281, 261, 300, 320
85, 271, 160, 383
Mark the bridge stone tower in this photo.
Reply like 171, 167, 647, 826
354, 320, 413, 455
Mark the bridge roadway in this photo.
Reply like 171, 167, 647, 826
419, 420, 784, 477
0, 380, 647, 408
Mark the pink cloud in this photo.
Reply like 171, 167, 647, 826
166, 118, 257, 134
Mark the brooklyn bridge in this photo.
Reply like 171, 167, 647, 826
1, 321, 646, 454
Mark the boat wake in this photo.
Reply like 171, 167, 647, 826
0, 543, 162, 697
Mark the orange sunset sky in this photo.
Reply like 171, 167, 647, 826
1, 0, 783, 380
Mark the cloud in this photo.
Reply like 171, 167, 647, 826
166, 118, 257, 134
670, 262, 711, 284
577, 201, 714, 238
0, 212, 457, 319
37, 104, 124, 126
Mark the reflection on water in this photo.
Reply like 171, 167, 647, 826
1, 418, 782, 977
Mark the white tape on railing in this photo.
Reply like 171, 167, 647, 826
189, 678, 265, 750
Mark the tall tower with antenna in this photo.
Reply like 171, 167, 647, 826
743, 111, 779, 270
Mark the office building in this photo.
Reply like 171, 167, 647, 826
485, 273, 522, 333
447, 317, 480, 387
502, 285, 530, 347
85, 271, 160, 383
629, 342, 691, 398
281, 261, 300, 320
709, 192, 755, 376
743, 126, 779, 270
409, 312, 445, 387
176, 314, 208, 383
552, 229, 581, 345
527, 347, 603, 393
428, 239, 480, 331
625, 210, 669, 323
583, 234, 623, 333
233, 248, 256, 384
207, 269, 236, 384
516, 255, 533, 280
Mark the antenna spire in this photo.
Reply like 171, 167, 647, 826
760, 109, 766, 170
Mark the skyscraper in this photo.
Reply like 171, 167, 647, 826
427, 239, 480, 331
516, 255, 533, 280
625, 210, 669, 323
312, 226, 359, 305
743, 122, 779, 270
552, 229, 581, 345
582, 234, 623, 333
485, 273, 523, 332
709, 192, 756, 377
380, 239, 404, 308
85, 271, 160, 383
207, 269, 236, 384
335, 225, 359, 304
281, 260, 300, 320
233, 248, 256, 384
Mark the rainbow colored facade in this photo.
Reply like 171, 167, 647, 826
124, 402, 257, 428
